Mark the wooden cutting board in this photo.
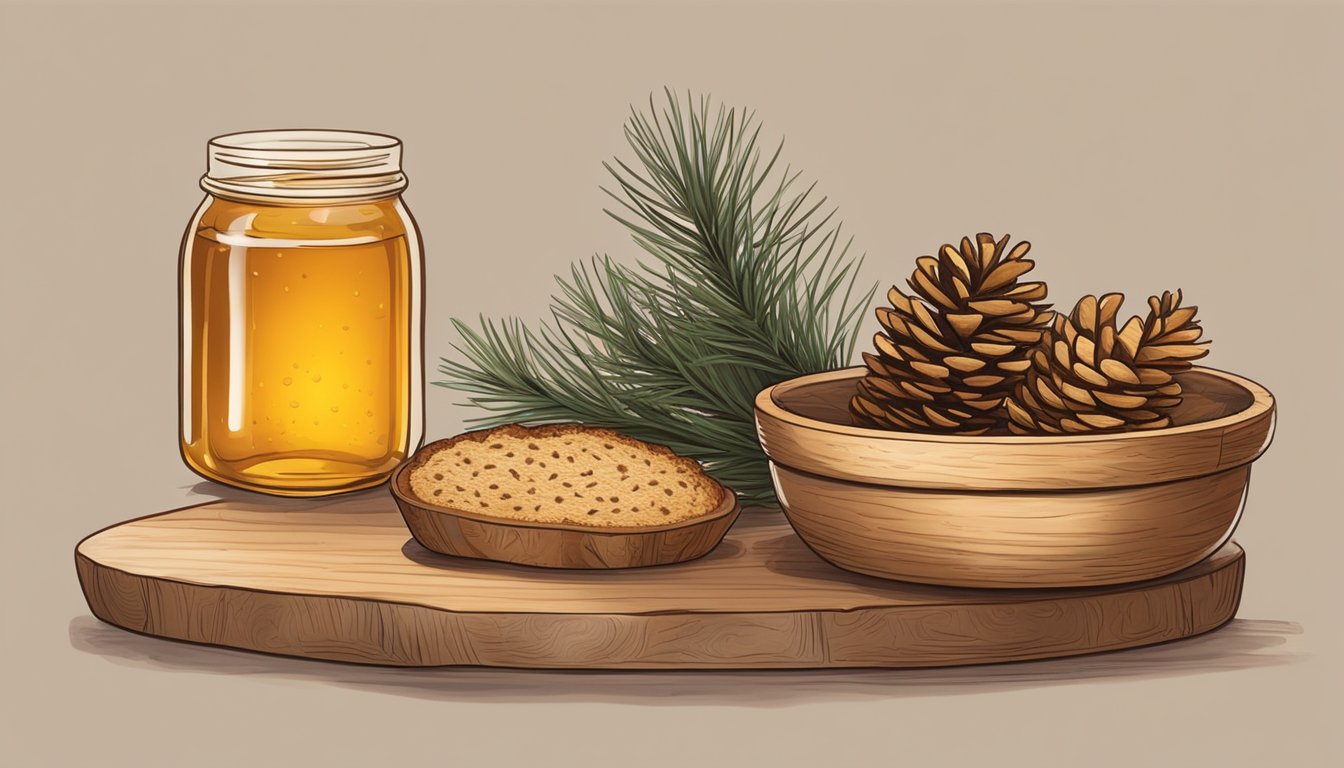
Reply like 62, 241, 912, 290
75, 491, 1244, 669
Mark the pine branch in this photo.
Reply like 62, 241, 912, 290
437, 89, 876, 507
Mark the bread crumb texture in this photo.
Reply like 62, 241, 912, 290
408, 424, 724, 527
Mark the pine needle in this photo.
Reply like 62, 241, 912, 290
437, 89, 875, 507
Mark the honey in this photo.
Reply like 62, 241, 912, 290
180, 131, 423, 495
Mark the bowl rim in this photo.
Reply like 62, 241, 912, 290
755, 365, 1274, 445
390, 435, 741, 536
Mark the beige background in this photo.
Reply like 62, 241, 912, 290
2, 0, 1341, 765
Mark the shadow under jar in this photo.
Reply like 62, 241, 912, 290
180, 130, 424, 496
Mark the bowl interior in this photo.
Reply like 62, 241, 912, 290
774, 368, 1254, 430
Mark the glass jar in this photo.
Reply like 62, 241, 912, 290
180, 130, 424, 496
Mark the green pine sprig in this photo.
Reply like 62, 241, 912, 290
437, 89, 875, 507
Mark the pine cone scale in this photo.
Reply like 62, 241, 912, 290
991, 328, 1051, 343
945, 313, 985, 337
1099, 358, 1141, 384
1094, 391, 1148, 409
1072, 362, 1109, 388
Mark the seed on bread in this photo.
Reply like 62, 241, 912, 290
407, 424, 723, 527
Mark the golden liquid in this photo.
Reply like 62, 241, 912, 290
181, 196, 420, 495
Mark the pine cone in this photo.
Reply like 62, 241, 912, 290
1004, 290, 1209, 434
850, 233, 1052, 434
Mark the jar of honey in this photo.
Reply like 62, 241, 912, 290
180, 130, 424, 496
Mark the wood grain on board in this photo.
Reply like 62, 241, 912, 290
76, 493, 1244, 669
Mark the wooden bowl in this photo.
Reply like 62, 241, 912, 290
754, 366, 1274, 588
390, 449, 742, 570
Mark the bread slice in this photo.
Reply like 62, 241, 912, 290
406, 424, 724, 528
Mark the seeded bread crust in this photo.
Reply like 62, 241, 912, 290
406, 424, 725, 528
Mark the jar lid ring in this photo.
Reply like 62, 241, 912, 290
202, 129, 407, 201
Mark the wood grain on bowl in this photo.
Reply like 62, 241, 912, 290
773, 464, 1248, 588
754, 366, 1275, 588
756, 368, 1273, 491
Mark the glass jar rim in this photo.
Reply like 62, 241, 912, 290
202, 129, 407, 202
